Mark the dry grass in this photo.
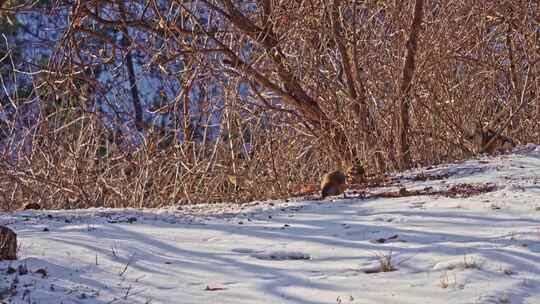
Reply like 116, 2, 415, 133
0, 113, 333, 209
439, 272, 451, 289
462, 255, 479, 269
364, 251, 397, 274
377, 251, 397, 273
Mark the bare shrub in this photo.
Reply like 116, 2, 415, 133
0, 1, 538, 209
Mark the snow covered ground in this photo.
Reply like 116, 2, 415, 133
2, 144, 540, 304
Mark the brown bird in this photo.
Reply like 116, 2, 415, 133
321, 158, 366, 199
320, 170, 348, 199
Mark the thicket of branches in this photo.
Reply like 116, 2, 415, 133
0, 0, 538, 210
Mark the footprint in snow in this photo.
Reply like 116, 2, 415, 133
231, 248, 262, 254
232, 248, 310, 260
251, 251, 311, 261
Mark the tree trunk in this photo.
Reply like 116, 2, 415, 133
182, 77, 193, 161
398, 0, 424, 169
118, 1, 143, 131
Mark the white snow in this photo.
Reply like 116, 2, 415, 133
1, 144, 540, 303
